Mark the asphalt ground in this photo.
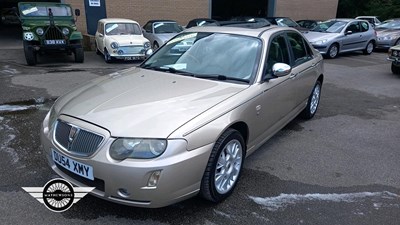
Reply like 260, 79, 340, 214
0, 25, 399, 224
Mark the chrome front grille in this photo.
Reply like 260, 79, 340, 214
119, 45, 145, 54
54, 120, 104, 156
45, 26, 64, 40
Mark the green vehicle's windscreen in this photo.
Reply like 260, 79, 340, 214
19, 4, 72, 17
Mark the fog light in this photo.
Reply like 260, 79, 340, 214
117, 50, 124, 55
147, 170, 162, 187
117, 188, 131, 198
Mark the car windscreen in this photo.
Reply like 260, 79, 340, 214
141, 32, 262, 84
376, 20, 400, 30
105, 23, 142, 35
19, 4, 72, 17
310, 20, 347, 33
154, 22, 183, 33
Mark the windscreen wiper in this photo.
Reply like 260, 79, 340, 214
141, 65, 195, 76
194, 74, 250, 83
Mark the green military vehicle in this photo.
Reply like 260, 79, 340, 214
18, 2, 84, 65
388, 45, 400, 75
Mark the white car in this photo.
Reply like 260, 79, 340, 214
95, 18, 151, 63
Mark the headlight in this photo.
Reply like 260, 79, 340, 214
62, 28, 70, 35
110, 42, 119, 49
36, 27, 44, 36
312, 39, 328, 45
393, 50, 398, 57
110, 138, 167, 160
144, 42, 151, 49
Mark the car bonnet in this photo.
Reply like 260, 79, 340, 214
54, 67, 247, 138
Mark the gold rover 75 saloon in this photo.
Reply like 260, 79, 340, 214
41, 25, 324, 208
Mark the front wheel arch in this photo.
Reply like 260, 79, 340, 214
326, 43, 339, 59
200, 128, 246, 202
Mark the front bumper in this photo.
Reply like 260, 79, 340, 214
311, 45, 328, 55
41, 114, 212, 208
376, 39, 396, 49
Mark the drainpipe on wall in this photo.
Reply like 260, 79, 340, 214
267, 0, 276, 17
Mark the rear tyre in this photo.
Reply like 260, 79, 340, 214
301, 80, 322, 119
391, 63, 400, 74
74, 47, 84, 63
363, 41, 374, 55
326, 43, 339, 59
23, 41, 37, 66
200, 128, 245, 203
95, 42, 101, 55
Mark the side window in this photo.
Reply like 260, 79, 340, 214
265, 35, 290, 76
361, 21, 369, 32
346, 22, 360, 33
287, 32, 312, 66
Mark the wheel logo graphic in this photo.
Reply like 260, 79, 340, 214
43, 179, 75, 212
22, 178, 94, 212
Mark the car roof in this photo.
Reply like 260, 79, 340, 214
328, 18, 360, 23
147, 20, 177, 23
356, 16, 378, 18
183, 25, 296, 38
99, 18, 139, 24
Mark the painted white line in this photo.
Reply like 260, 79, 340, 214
249, 191, 400, 211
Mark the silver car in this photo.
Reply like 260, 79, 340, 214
304, 19, 376, 58
142, 20, 183, 50
41, 25, 324, 208
375, 19, 400, 49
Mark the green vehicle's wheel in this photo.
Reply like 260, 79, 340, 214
74, 48, 84, 63
391, 63, 400, 74
23, 41, 37, 66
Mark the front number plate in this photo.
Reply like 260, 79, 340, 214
45, 40, 65, 45
52, 149, 94, 180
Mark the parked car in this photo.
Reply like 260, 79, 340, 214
387, 45, 400, 74
41, 25, 324, 208
265, 17, 308, 31
296, 19, 321, 29
205, 18, 270, 28
142, 20, 183, 50
355, 16, 381, 27
1, 8, 20, 25
17, 2, 84, 66
95, 18, 151, 63
304, 19, 376, 58
375, 19, 400, 49
186, 18, 217, 28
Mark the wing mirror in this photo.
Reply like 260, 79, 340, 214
345, 30, 353, 35
272, 63, 292, 77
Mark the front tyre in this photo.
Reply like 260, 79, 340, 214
74, 47, 84, 63
363, 41, 374, 55
301, 80, 322, 119
200, 128, 245, 203
23, 41, 37, 66
326, 43, 339, 59
391, 63, 400, 74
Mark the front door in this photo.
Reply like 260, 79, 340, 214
84, 0, 107, 35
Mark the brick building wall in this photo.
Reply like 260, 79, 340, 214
65, 0, 208, 35
275, 0, 339, 21
65, 0, 338, 35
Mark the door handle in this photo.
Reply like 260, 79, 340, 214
289, 73, 298, 78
